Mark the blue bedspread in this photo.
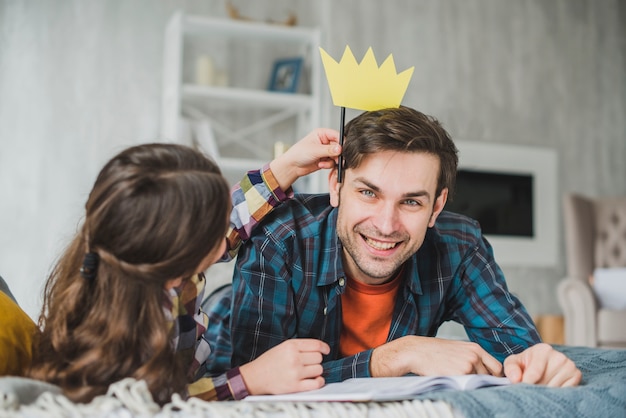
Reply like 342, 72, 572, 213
418, 345, 626, 418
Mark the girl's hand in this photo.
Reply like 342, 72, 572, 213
269, 128, 341, 191
239, 338, 330, 395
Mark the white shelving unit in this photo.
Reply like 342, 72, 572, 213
161, 11, 323, 191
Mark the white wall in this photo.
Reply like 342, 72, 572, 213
0, 0, 319, 320
0, 0, 211, 319
0, 0, 624, 322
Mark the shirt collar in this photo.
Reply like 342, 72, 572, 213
403, 255, 423, 295
164, 273, 207, 351
317, 208, 345, 287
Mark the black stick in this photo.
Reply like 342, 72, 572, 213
337, 106, 346, 183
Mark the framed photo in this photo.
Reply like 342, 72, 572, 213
268, 57, 303, 93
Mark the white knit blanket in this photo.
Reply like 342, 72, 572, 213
0, 378, 456, 418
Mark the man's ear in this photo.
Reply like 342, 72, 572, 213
428, 188, 448, 227
328, 168, 340, 207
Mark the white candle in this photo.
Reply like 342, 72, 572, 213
196, 55, 215, 86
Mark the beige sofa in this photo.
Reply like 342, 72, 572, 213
557, 193, 626, 348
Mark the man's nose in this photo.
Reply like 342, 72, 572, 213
372, 202, 400, 235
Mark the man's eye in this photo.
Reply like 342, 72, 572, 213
360, 190, 375, 198
404, 199, 421, 206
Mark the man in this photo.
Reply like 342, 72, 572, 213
206, 106, 581, 387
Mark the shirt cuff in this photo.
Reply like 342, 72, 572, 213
260, 163, 294, 202
226, 367, 250, 400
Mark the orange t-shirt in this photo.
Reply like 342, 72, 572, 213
339, 273, 402, 357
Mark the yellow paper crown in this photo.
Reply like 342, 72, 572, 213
319, 46, 414, 111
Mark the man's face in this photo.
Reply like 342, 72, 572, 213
329, 150, 448, 285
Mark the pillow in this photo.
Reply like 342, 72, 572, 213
0, 376, 61, 407
591, 267, 626, 310
0, 291, 39, 377
0, 275, 17, 303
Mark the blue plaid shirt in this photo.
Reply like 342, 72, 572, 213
205, 177, 541, 384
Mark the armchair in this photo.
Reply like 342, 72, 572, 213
557, 193, 626, 348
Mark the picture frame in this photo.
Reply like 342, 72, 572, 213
268, 57, 303, 93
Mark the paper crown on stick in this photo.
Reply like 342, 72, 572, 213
319, 46, 414, 111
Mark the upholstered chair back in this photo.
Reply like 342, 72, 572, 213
564, 195, 626, 279
593, 197, 626, 268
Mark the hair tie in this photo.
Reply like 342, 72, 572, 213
80, 252, 99, 281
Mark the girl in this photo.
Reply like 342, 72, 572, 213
28, 130, 340, 404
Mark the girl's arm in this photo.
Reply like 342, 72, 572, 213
224, 129, 340, 259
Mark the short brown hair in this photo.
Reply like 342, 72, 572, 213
342, 106, 458, 198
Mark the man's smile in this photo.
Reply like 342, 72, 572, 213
361, 234, 401, 251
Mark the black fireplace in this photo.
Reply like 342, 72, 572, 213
446, 169, 534, 237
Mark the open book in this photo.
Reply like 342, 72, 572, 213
244, 374, 511, 402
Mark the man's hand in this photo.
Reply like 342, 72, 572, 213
503, 343, 582, 387
269, 128, 341, 191
371, 336, 503, 377
239, 338, 330, 395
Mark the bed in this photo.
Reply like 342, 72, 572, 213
1, 345, 624, 418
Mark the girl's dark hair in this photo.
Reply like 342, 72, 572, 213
28, 143, 230, 404
343, 106, 459, 198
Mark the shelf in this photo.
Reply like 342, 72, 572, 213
182, 84, 314, 110
162, 11, 324, 192
182, 15, 318, 43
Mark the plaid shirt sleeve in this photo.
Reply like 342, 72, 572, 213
185, 165, 293, 400
422, 212, 541, 361
187, 367, 248, 401
169, 276, 251, 401
224, 164, 293, 261
446, 235, 541, 359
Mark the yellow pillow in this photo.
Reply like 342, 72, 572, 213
0, 291, 38, 376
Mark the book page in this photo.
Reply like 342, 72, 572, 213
244, 374, 511, 402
